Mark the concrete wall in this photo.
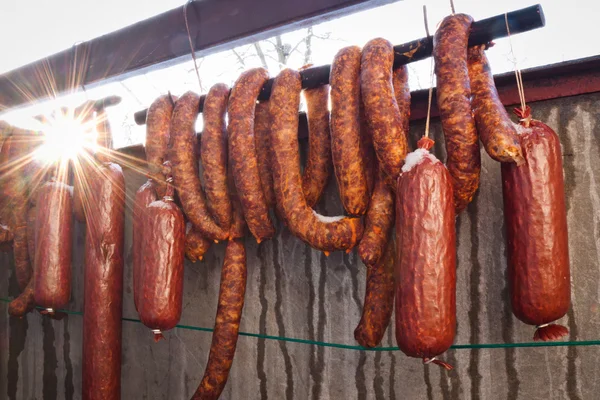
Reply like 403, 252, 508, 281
1, 92, 600, 399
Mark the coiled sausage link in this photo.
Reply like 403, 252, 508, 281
361, 38, 409, 185
254, 101, 276, 209
358, 169, 394, 267
185, 223, 211, 262
330, 46, 369, 216
302, 85, 333, 207
169, 91, 228, 242
201, 83, 232, 231
228, 68, 275, 242
433, 14, 482, 213
192, 239, 247, 400
355, 238, 395, 348
468, 45, 524, 165
270, 68, 363, 254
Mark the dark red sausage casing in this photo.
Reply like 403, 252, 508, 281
33, 180, 73, 310
502, 109, 570, 341
83, 162, 125, 400
395, 138, 456, 368
132, 179, 157, 311
138, 185, 185, 341
192, 239, 247, 400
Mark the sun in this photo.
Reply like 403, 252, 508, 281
34, 109, 97, 164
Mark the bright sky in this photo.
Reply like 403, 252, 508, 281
0, 0, 596, 148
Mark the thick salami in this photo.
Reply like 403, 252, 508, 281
502, 107, 570, 341
82, 162, 125, 400
270, 68, 363, 253
2, 131, 33, 291
254, 101, 276, 208
185, 223, 211, 262
468, 44, 524, 165
228, 68, 275, 242
192, 239, 247, 400
169, 91, 229, 242
354, 239, 395, 348
132, 179, 157, 311
201, 83, 232, 231
138, 181, 185, 341
146, 95, 175, 198
395, 137, 456, 370
433, 14, 481, 213
361, 39, 409, 185
302, 85, 333, 207
358, 169, 394, 267
34, 180, 73, 311
330, 46, 369, 216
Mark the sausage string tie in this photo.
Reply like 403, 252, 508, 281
183, 0, 204, 92
423, 5, 434, 139
504, 12, 529, 126
449, 0, 456, 15
2, 297, 600, 351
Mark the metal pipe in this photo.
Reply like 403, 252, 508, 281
133, 4, 545, 125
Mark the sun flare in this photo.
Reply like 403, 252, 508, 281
34, 109, 97, 164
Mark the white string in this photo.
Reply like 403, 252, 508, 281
505, 13, 527, 114
183, 0, 203, 92
424, 5, 434, 139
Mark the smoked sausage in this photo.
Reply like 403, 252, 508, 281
433, 14, 481, 213
330, 46, 369, 215
361, 39, 409, 185
358, 169, 394, 267
355, 239, 395, 348
34, 180, 73, 311
132, 179, 157, 311
2, 131, 33, 291
228, 68, 275, 242
82, 162, 125, 400
270, 68, 363, 254
169, 91, 229, 242
468, 44, 524, 165
302, 85, 333, 207
392, 65, 411, 144
254, 101, 276, 208
146, 95, 175, 198
138, 180, 185, 341
395, 137, 456, 370
192, 239, 247, 400
502, 107, 570, 342
185, 223, 211, 262
201, 83, 232, 231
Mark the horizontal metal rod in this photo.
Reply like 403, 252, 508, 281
134, 4, 544, 125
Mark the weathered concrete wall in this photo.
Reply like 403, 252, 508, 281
1, 92, 600, 399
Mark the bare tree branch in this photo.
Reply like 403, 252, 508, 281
231, 49, 247, 67
275, 35, 287, 65
253, 43, 269, 70
304, 27, 313, 65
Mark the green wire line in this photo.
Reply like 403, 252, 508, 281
2, 297, 599, 351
